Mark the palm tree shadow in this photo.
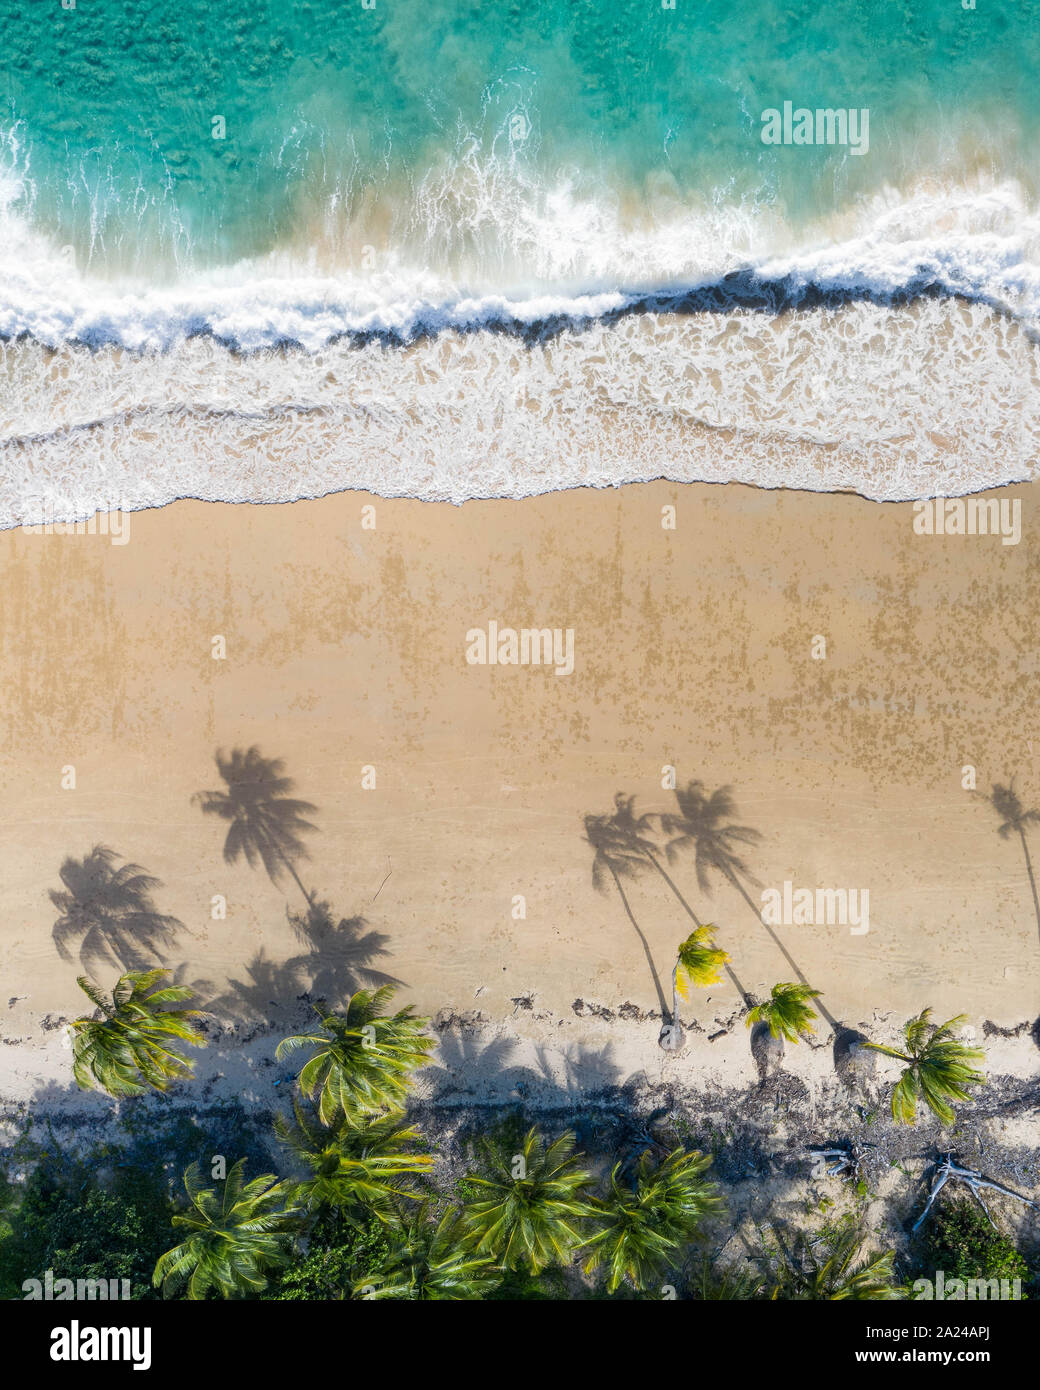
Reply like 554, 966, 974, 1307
427, 1032, 698, 1173
193, 746, 319, 907
984, 779, 1040, 947
188, 948, 311, 1030
584, 800, 670, 1021
50, 845, 188, 976
190, 898, 399, 1028
289, 898, 401, 1003
422, 1028, 523, 1105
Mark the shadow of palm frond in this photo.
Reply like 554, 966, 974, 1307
987, 780, 1040, 946
584, 797, 669, 1020
421, 1028, 521, 1105
193, 746, 319, 907
192, 898, 398, 1028
50, 845, 187, 976
584, 789, 754, 1020
289, 898, 400, 1003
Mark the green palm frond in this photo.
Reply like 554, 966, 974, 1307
274, 1098, 433, 1221
461, 1127, 596, 1274
581, 1148, 724, 1294
71, 970, 206, 1097
356, 1203, 499, 1300
153, 1159, 298, 1300
865, 1008, 985, 1125
746, 982, 822, 1043
761, 1220, 903, 1301
688, 1252, 765, 1301
675, 925, 729, 996
276, 987, 433, 1121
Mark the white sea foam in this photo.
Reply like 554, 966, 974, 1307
0, 132, 1038, 519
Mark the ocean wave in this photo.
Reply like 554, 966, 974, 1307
1, 122, 1038, 353
0, 231, 1037, 354
0, 152, 1037, 517
1, 291, 1036, 520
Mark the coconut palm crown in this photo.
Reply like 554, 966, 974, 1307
357, 1203, 499, 1301
865, 1009, 985, 1125
276, 986, 432, 1122
746, 982, 823, 1044
582, 1147, 723, 1293
676, 925, 730, 996
273, 1098, 433, 1223
71, 968, 205, 1097
153, 1160, 297, 1300
762, 1221, 903, 1301
462, 1127, 595, 1274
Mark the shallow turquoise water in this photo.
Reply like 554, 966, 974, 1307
3, 0, 1037, 273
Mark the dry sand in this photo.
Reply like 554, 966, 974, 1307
0, 479, 1038, 1117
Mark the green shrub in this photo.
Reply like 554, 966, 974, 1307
265, 1211, 390, 1300
0, 1164, 174, 1300
919, 1199, 1030, 1288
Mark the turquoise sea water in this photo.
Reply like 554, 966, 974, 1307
0, 1, 1038, 514
3, 0, 1038, 279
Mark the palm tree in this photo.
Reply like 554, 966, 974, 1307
462, 1127, 596, 1274
661, 926, 730, 1052
71, 969, 205, 1097
760, 1221, 903, 1300
50, 845, 184, 972
661, 780, 838, 1031
193, 747, 318, 906
989, 781, 1040, 945
676, 924, 729, 994
356, 1204, 499, 1300
865, 1009, 986, 1126
584, 798, 670, 1018
582, 1148, 723, 1294
747, 982, 823, 1044
153, 1160, 297, 1300
276, 986, 432, 1123
274, 1099, 433, 1224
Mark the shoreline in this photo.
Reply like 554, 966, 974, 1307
2, 294, 1038, 520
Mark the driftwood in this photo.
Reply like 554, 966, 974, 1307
912, 1153, 1038, 1235
807, 1141, 873, 1181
